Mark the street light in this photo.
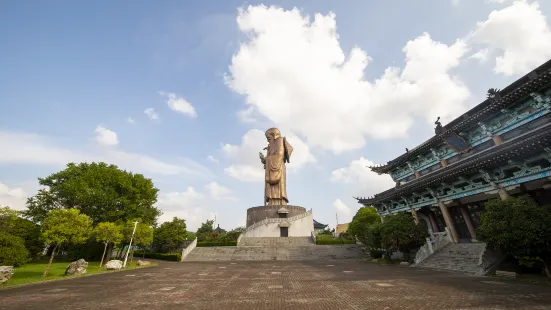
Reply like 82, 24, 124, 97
123, 221, 139, 268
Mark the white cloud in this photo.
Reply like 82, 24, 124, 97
0, 182, 28, 210
0, 131, 213, 178
470, 1, 551, 76
331, 157, 396, 194
225, 5, 471, 154
221, 129, 316, 182
157, 182, 236, 230
144, 108, 160, 120
207, 155, 219, 164
127, 117, 136, 124
94, 126, 119, 146
159, 91, 197, 118
469, 48, 490, 63
333, 199, 352, 220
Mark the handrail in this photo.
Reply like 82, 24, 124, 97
243, 209, 313, 235
180, 237, 197, 262
311, 231, 317, 244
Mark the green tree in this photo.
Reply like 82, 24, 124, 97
476, 195, 551, 278
348, 206, 381, 245
24, 162, 161, 225
153, 217, 187, 253
380, 212, 428, 262
224, 227, 245, 242
93, 222, 123, 270
196, 219, 214, 242
41, 209, 92, 278
130, 224, 154, 263
0, 206, 43, 259
0, 233, 30, 267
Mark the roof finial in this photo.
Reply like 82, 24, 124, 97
434, 116, 443, 135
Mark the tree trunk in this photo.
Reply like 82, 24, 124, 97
99, 243, 108, 270
104, 243, 113, 262
42, 244, 58, 279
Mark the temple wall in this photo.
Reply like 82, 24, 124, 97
243, 212, 314, 237
246, 205, 306, 227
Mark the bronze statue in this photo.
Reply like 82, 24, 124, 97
258, 128, 293, 206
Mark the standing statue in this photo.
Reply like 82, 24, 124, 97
258, 128, 293, 206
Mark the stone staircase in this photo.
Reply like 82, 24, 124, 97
238, 237, 314, 247
414, 243, 487, 274
183, 244, 365, 261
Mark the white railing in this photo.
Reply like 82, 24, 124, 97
236, 233, 244, 246
243, 209, 313, 235
413, 227, 452, 265
180, 237, 197, 262
311, 231, 317, 244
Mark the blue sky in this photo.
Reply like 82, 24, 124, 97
1, 0, 551, 230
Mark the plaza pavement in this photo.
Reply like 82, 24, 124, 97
1, 260, 550, 310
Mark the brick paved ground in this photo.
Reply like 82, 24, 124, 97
1, 260, 550, 310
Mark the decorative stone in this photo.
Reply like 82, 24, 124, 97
104, 260, 123, 270
65, 259, 88, 276
136, 260, 152, 266
400, 262, 410, 266
0, 266, 14, 284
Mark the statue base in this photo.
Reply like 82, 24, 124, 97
246, 205, 306, 228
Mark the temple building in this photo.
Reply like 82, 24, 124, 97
356, 58, 551, 245
313, 219, 328, 234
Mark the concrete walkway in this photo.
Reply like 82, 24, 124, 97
1, 260, 550, 309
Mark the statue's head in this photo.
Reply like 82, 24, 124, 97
265, 128, 280, 143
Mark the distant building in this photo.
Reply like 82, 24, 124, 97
336, 223, 349, 236
214, 224, 226, 234
313, 219, 328, 234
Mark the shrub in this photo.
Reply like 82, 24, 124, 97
133, 251, 181, 262
369, 249, 384, 259
0, 233, 30, 267
316, 238, 356, 245
197, 241, 237, 247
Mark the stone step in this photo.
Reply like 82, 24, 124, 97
238, 237, 315, 247
184, 245, 365, 261
415, 242, 487, 274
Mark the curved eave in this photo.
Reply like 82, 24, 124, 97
357, 121, 551, 205
374, 60, 551, 172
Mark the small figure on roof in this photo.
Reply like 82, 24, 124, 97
434, 116, 443, 135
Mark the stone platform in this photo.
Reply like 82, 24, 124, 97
183, 244, 365, 261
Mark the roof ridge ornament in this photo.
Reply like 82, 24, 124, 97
487, 88, 501, 101
434, 116, 443, 135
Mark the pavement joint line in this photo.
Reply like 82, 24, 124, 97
268, 285, 283, 289
271, 272, 281, 274
219, 267, 226, 269
343, 271, 353, 273
159, 287, 176, 291
125, 275, 136, 277
375, 283, 394, 287
198, 273, 209, 275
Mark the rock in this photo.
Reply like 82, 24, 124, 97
136, 260, 152, 266
65, 259, 88, 276
104, 260, 123, 270
0, 266, 14, 284
400, 262, 410, 266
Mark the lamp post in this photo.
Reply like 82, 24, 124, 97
123, 221, 139, 268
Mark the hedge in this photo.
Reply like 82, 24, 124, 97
316, 239, 356, 245
197, 241, 237, 247
133, 252, 181, 262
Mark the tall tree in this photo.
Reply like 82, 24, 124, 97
153, 217, 187, 253
348, 206, 381, 245
24, 162, 161, 225
196, 219, 214, 242
93, 222, 123, 270
0, 206, 43, 258
380, 212, 428, 262
476, 196, 551, 278
41, 209, 92, 278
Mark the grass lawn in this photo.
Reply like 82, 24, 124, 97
1, 259, 157, 287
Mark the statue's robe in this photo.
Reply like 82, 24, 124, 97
264, 137, 292, 205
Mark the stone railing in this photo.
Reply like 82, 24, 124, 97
180, 237, 197, 262
413, 227, 453, 265
311, 231, 317, 244
243, 209, 313, 235
236, 233, 244, 246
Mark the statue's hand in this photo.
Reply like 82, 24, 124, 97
258, 152, 266, 164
